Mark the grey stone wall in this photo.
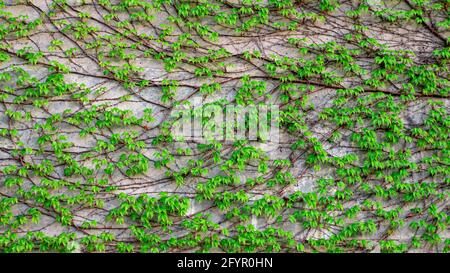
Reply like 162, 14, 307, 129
0, 0, 449, 252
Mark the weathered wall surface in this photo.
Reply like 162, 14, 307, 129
0, 0, 449, 253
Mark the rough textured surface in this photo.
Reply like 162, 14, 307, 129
0, 0, 449, 253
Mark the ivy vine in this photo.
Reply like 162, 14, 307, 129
0, 0, 449, 253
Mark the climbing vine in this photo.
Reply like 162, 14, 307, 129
0, 0, 449, 253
